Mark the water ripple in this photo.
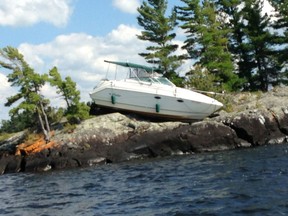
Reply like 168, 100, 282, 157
0, 144, 288, 215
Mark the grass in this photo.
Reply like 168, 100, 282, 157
0, 132, 16, 143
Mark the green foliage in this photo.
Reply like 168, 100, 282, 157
241, 0, 281, 91
165, 71, 185, 87
0, 133, 16, 142
0, 111, 35, 133
46, 107, 65, 124
178, 0, 243, 91
216, 0, 286, 91
177, 0, 288, 91
49, 67, 80, 108
137, 0, 185, 85
48, 67, 89, 122
62, 123, 77, 134
268, 0, 288, 83
0, 46, 51, 140
0, 47, 90, 134
185, 65, 220, 92
66, 102, 90, 124
184, 65, 237, 112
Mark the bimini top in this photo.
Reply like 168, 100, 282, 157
104, 60, 162, 73
104, 60, 174, 87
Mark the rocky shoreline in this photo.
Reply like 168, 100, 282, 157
0, 86, 287, 175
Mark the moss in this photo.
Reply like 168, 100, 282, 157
63, 123, 77, 134
0, 133, 16, 142
24, 133, 42, 145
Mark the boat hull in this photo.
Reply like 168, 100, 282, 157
89, 80, 223, 121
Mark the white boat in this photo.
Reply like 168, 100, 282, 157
89, 60, 223, 121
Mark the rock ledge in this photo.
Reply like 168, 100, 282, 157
0, 87, 287, 174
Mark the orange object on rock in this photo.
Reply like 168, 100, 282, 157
15, 132, 57, 156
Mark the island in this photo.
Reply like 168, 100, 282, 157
0, 86, 287, 175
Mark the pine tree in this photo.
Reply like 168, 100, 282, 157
49, 67, 80, 109
176, 0, 202, 59
216, 0, 253, 89
49, 67, 89, 122
268, 0, 288, 84
217, 0, 285, 90
0, 110, 35, 133
241, 0, 281, 91
177, 0, 242, 91
137, 0, 184, 85
0, 47, 51, 141
185, 64, 220, 92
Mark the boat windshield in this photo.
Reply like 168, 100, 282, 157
129, 68, 175, 87
129, 68, 150, 79
153, 77, 175, 86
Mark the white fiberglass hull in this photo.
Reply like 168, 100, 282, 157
89, 79, 223, 121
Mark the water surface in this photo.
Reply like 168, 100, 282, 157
1, 144, 288, 215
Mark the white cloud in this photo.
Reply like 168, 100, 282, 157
0, 73, 16, 120
0, 73, 10, 102
16, 24, 148, 109
0, 0, 72, 27
112, 0, 140, 14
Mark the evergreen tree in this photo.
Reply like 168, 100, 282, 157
0, 111, 35, 133
241, 0, 281, 91
217, 0, 285, 90
185, 64, 220, 92
49, 67, 80, 109
216, 0, 253, 89
137, 0, 184, 85
0, 47, 51, 141
177, 0, 242, 91
268, 0, 288, 83
49, 67, 89, 122
177, 0, 203, 59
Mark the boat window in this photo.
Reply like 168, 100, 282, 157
128, 68, 175, 87
155, 77, 175, 87
130, 68, 150, 79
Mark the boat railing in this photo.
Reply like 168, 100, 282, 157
93, 78, 109, 89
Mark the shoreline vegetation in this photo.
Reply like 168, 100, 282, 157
0, 86, 287, 175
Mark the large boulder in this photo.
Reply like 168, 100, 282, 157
214, 86, 288, 146
52, 113, 185, 149
0, 154, 22, 174
124, 121, 241, 158
219, 109, 287, 146
0, 131, 27, 153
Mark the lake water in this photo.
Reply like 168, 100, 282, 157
0, 144, 288, 215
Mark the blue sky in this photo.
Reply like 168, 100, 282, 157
0, 1, 140, 45
0, 0, 186, 121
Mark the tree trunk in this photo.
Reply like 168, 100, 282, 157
37, 108, 50, 142
39, 102, 51, 142
64, 96, 71, 109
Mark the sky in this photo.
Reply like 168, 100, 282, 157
0, 0, 179, 121
0, 0, 274, 122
